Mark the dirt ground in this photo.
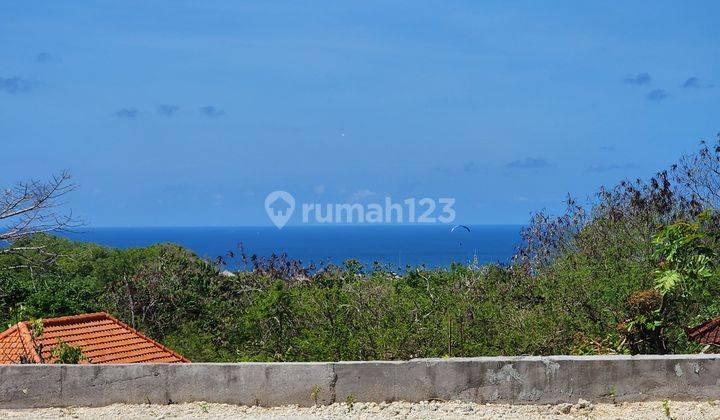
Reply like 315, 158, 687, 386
0, 399, 716, 419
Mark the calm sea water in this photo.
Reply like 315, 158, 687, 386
61, 225, 522, 269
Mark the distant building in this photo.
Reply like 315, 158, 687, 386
686, 317, 720, 346
0, 312, 189, 364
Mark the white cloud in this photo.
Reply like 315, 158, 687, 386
351, 189, 375, 201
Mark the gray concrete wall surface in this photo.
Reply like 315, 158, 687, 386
2, 355, 720, 408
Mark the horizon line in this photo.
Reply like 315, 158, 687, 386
66, 223, 526, 230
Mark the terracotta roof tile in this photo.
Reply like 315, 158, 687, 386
0, 312, 189, 364
686, 317, 720, 345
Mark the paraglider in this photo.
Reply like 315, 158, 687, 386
450, 224, 471, 246
450, 225, 471, 234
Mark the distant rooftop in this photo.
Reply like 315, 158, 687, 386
686, 317, 720, 346
0, 312, 189, 364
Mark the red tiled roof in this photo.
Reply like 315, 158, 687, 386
0, 312, 189, 364
686, 316, 720, 345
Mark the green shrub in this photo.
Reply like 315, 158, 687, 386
52, 339, 85, 364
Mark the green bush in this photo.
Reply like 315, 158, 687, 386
52, 339, 85, 364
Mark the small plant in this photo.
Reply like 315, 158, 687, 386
28, 318, 44, 339
19, 318, 46, 364
198, 402, 209, 413
311, 384, 321, 405
662, 399, 673, 419
345, 394, 355, 411
51, 339, 86, 364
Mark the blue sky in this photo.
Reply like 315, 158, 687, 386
1, 1, 718, 226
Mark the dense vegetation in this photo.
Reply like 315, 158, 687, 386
2, 139, 720, 362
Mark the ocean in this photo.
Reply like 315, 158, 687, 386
60, 225, 523, 269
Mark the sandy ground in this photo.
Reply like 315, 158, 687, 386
0, 399, 716, 419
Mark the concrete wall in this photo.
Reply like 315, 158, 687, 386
2, 355, 720, 408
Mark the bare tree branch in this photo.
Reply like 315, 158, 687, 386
0, 171, 80, 276
673, 135, 720, 208
0, 171, 79, 243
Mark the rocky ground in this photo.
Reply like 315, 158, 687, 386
0, 399, 716, 419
